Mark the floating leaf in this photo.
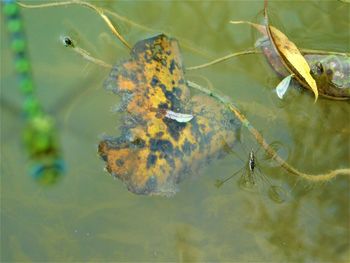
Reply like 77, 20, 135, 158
276, 74, 293, 99
165, 110, 193, 123
231, 16, 319, 101
230, 20, 291, 76
267, 26, 319, 102
256, 36, 350, 99
262, 1, 318, 101
99, 34, 241, 196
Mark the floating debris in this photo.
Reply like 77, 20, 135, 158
99, 34, 241, 196
276, 74, 293, 99
260, 40, 350, 99
233, 20, 350, 100
262, 1, 319, 102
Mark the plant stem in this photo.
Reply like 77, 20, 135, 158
186, 80, 350, 182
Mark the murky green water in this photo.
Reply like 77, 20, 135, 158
1, 1, 349, 262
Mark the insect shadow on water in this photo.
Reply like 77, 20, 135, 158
215, 138, 288, 204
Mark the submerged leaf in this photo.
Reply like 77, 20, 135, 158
165, 110, 193, 123
276, 74, 293, 99
99, 34, 241, 196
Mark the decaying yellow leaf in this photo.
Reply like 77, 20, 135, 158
263, 0, 318, 101
268, 26, 319, 101
99, 34, 241, 196
230, 20, 319, 101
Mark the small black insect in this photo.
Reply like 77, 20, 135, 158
248, 149, 255, 173
62, 36, 74, 48
215, 147, 257, 188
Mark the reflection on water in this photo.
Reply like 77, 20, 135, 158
1, 1, 349, 262
175, 225, 199, 262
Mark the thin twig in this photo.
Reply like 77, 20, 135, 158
186, 80, 350, 182
300, 48, 350, 57
104, 5, 214, 58
230, 21, 349, 57
186, 50, 260, 70
18, 0, 132, 50
72, 47, 112, 68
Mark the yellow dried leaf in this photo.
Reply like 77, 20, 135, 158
269, 26, 319, 101
99, 34, 241, 196
230, 20, 319, 101
262, 0, 318, 101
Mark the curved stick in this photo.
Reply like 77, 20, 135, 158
186, 80, 350, 182
186, 50, 260, 70
18, 0, 132, 50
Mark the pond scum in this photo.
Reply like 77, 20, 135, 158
6, 0, 350, 196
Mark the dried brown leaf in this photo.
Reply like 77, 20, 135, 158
230, 20, 319, 101
263, 1, 318, 101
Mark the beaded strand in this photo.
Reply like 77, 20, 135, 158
3, 0, 65, 184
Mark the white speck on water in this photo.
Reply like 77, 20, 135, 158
276, 74, 293, 99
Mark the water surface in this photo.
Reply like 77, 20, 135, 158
1, 1, 349, 262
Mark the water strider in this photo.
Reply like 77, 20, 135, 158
216, 143, 287, 203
